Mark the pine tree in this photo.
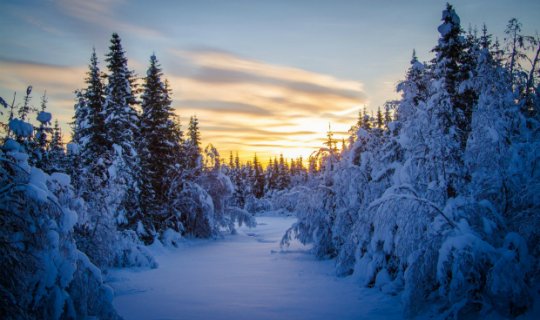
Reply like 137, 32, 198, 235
104, 34, 139, 152
72, 49, 110, 192
396, 50, 428, 123
34, 92, 53, 170
103, 33, 141, 221
383, 101, 393, 127
356, 109, 364, 130
229, 151, 234, 169
430, 3, 474, 198
231, 152, 245, 207
348, 109, 364, 142
138, 54, 182, 242
18, 86, 34, 122
265, 158, 277, 192
362, 108, 372, 130
251, 154, 265, 198
324, 124, 337, 153
186, 115, 202, 176
70, 48, 113, 229
376, 106, 384, 129
277, 153, 290, 189
15, 86, 35, 147
80, 49, 109, 162
48, 120, 66, 172
432, 3, 477, 150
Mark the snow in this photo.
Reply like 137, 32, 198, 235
9, 118, 33, 137
37, 111, 52, 124
50, 172, 71, 186
108, 216, 402, 320
27, 167, 50, 201
438, 22, 453, 37
66, 142, 80, 155
3, 138, 21, 152
442, 7, 460, 25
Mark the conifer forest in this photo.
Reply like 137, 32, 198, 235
1, 2, 539, 319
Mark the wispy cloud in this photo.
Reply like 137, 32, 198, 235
165, 49, 365, 161
55, 0, 164, 38
0, 58, 85, 99
0, 48, 366, 163
179, 99, 274, 116
0, 58, 85, 134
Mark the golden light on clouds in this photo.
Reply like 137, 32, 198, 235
167, 49, 366, 163
0, 59, 85, 128
0, 50, 366, 164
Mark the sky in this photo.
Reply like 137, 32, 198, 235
1, 0, 539, 163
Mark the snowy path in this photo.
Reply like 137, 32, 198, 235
108, 216, 402, 320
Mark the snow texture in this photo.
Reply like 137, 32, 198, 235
109, 216, 402, 320
37, 111, 52, 124
9, 118, 33, 137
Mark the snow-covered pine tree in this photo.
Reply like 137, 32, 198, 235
71, 47, 155, 268
72, 49, 110, 191
427, 3, 475, 199
138, 54, 183, 243
78, 49, 110, 162
282, 4, 537, 318
396, 50, 428, 123
71, 49, 111, 237
47, 120, 66, 172
264, 158, 276, 193
0, 97, 120, 319
251, 154, 265, 198
17, 85, 34, 122
185, 115, 202, 177
375, 107, 384, 129
230, 152, 247, 208
103, 33, 141, 224
434, 3, 477, 149
14, 86, 35, 150
33, 92, 53, 170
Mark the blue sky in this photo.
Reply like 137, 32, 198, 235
1, 0, 539, 161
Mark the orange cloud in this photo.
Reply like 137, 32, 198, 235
166, 49, 366, 162
0, 49, 367, 164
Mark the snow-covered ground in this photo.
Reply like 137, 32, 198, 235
108, 216, 402, 320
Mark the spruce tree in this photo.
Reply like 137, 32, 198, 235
34, 92, 53, 170
104, 34, 139, 152
362, 108, 372, 130
432, 3, 477, 150
81, 49, 109, 161
376, 106, 384, 129
251, 154, 265, 198
429, 3, 474, 198
383, 101, 393, 127
265, 158, 275, 192
229, 151, 234, 169
186, 115, 202, 176
15, 86, 35, 147
18, 86, 33, 122
396, 50, 428, 123
72, 49, 111, 218
103, 33, 141, 221
138, 54, 182, 241
277, 153, 290, 190
48, 120, 66, 172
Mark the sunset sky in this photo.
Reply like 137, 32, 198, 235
1, 0, 539, 163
